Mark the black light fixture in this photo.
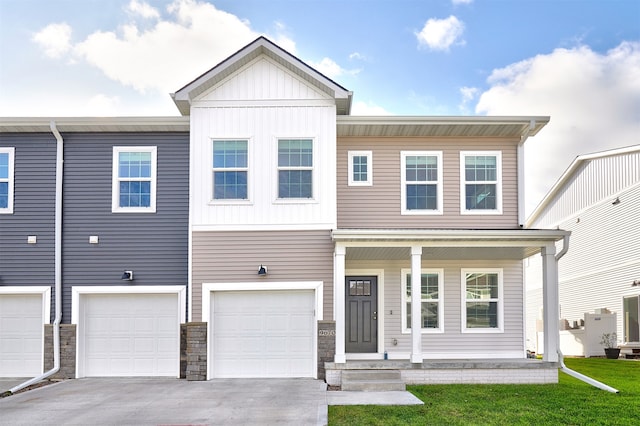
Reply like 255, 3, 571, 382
121, 270, 134, 281
632, 280, 639, 287
258, 265, 267, 276
612, 197, 621, 205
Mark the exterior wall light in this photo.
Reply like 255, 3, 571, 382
258, 265, 267, 276
121, 270, 134, 281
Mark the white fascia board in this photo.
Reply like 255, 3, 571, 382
0, 117, 189, 133
332, 228, 570, 243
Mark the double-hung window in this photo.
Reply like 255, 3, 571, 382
212, 140, 248, 201
112, 146, 156, 213
278, 139, 313, 199
401, 269, 444, 333
401, 151, 443, 214
462, 269, 503, 332
348, 151, 372, 186
0, 147, 14, 214
460, 151, 502, 214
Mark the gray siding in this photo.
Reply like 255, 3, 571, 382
61, 132, 189, 323
192, 230, 334, 321
337, 137, 519, 229
0, 134, 56, 288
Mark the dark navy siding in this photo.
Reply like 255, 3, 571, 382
61, 132, 189, 323
0, 134, 56, 290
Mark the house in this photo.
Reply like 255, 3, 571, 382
525, 145, 640, 358
1, 37, 568, 386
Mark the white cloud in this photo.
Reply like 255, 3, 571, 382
458, 86, 478, 113
452, 0, 473, 5
126, 0, 160, 20
349, 52, 367, 61
86, 94, 122, 115
351, 101, 393, 116
32, 23, 73, 58
475, 41, 640, 216
308, 57, 359, 79
416, 15, 465, 51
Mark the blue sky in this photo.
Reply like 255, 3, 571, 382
1, 0, 639, 215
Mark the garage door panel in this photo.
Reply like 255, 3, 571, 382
81, 293, 179, 377
212, 290, 315, 378
0, 294, 44, 377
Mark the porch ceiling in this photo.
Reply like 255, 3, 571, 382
345, 246, 540, 261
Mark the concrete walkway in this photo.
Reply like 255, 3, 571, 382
327, 390, 424, 406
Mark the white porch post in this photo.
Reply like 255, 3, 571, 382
410, 245, 423, 363
541, 243, 559, 362
334, 244, 346, 363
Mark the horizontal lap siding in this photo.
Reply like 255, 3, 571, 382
192, 230, 334, 321
337, 137, 519, 229
348, 259, 524, 356
62, 133, 189, 323
0, 134, 56, 292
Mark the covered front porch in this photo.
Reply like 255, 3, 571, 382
328, 228, 569, 385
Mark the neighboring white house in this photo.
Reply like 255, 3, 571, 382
525, 145, 640, 358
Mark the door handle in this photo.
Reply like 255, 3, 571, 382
372, 311, 377, 320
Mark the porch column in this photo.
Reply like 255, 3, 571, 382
541, 244, 559, 362
410, 245, 423, 363
334, 245, 346, 363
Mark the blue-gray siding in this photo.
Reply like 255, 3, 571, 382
61, 132, 189, 323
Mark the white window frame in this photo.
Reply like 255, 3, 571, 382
348, 150, 373, 186
460, 151, 502, 215
401, 151, 443, 215
622, 292, 640, 344
112, 146, 157, 213
0, 147, 14, 214
211, 139, 251, 204
461, 268, 504, 333
275, 138, 315, 202
401, 268, 444, 334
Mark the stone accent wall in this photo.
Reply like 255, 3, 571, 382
44, 324, 76, 379
180, 324, 187, 379
182, 322, 207, 381
317, 320, 336, 380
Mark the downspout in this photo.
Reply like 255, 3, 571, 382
10, 121, 63, 394
554, 235, 619, 393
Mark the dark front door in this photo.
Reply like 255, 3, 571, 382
345, 276, 378, 353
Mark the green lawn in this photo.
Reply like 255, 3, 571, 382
329, 358, 640, 425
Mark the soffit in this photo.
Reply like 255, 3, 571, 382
0, 117, 190, 133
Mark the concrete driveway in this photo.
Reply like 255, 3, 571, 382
0, 378, 328, 426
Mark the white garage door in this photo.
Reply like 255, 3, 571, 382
0, 294, 44, 377
80, 293, 180, 377
212, 290, 315, 378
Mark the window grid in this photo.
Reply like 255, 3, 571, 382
401, 151, 442, 214
402, 269, 443, 333
348, 151, 372, 186
112, 146, 156, 213
461, 152, 501, 213
0, 148, 14, 213
463, 270, 502, 331
213, 140, 248, 200
278, 139, 313, 199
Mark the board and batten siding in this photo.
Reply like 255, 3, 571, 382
348, 259, 525, 357
61, 132, 189, 324
191, 230, 334, 322
337, 137, 519, 229
0, 134, 56, 290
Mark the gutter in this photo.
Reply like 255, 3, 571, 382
10, 121, 63, 394
554, 235, 619, 393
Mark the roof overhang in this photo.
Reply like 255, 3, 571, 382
0, 117, 190, 133
333, 228, 569, 261
171, 36, 353, 116
337, 116, 549, 139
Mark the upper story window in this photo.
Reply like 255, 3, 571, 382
460, 151, 502, 214
401, 269, 444, 333
213, 140, 248, 201
401, 151, 443, 215
112, 146, 156, 213
348, 150, 372, 186
278, 139, 313, 199
0, 147, 15, 214
462, 269, 503, 333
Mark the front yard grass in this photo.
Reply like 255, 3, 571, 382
328, 358, 640, 425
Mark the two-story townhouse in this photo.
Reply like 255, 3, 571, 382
2, 37, 569, 387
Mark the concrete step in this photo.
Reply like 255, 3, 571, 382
341, 369, 405, 392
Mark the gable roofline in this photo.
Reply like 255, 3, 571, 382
171, 36, 353, 116
526, 144, 640, 227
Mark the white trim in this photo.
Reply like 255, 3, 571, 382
400, 268, 444, 334
111, 146, 157, 213
274, 137, 316, 202
460, 151, 503, 215
211, 138, 252, 203
202, 281, 322, 380
461, 268, 504, 333
192, 222, 334, 232
400, 151, 443, 215
348, 150, 373, 186
0, 286, 51, 325
387, 351, 525, 360
0, 147, 14, 214
345, 269, 385, 355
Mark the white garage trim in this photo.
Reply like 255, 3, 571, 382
202, 281, 322, 380
0, 287, 51, 377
